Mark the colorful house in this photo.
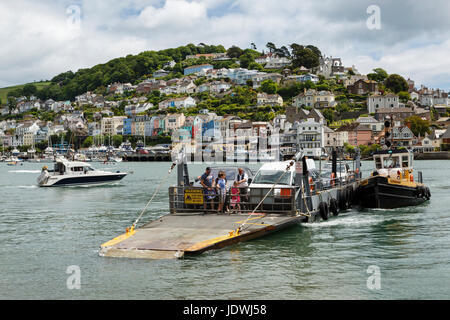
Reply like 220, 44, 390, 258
184, 64, 213, 76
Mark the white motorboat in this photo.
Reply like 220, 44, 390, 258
37, 158, 127, 187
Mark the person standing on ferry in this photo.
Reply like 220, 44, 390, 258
236, 168, 249, 210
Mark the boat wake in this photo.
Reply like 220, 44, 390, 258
9, 170, 40, 173
302, 213, 383, 228
18, 185, 39, 189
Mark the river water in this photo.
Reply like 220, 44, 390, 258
0, 160, 449, 299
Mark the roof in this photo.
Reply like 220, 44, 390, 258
373, 149, 411, 155
57, 159, 93, 168
258, 161, 296, 172
376, 108, 414, 114
442, 127, 450, 139
185, 64, 213, 69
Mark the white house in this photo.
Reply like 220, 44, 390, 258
293, 89, 335, 108
356, 116, 384, 132
158, 97, 196, 110
324, 126, 348, 148
294, 117, 325, 158
257, 93, 283, 106
367, 93, 399, 114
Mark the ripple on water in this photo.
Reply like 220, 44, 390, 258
1, 161, 450, 299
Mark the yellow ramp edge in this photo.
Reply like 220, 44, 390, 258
99, 247, 183, 259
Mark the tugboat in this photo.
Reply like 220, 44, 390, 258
356, 148, 431, 209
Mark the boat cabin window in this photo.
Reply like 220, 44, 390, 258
71, 167, 85, 172
384, 156, 400, 168
54, 163, 65, 174
375, 157, 382, 169
402, 155, 409, 168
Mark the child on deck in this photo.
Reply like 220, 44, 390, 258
229, 181, 241, 214
216, 172, 227, 213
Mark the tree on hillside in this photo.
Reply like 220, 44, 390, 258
367, 68, 388, 83
266, 42, 276, 53
248, 62, 264, 71
305, 45, 322, 59
22, 84, 38, 97
385, 74, 408, 93
250, 43, 257, 50
227, 46, 244, 58
405, 115, 431, 137
239, 52, 255, 68
290, 44, 320, 69
322, 108, 335, 124
398, 91, 411, 103
260, 79, 277, 94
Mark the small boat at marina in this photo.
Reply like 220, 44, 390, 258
355, 149, 431, 209
37, 158, 127, 187
5, 156, 22, 166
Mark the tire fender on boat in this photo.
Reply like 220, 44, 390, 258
339, 189, 348, 210
425, 187, 431, 200
319, 202, 329, 221
346, 187, 353, 209
330, 198, 339, 216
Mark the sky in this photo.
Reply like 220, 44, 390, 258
1, 0, 450, 91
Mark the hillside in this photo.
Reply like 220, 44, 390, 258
0, 43, 323, 105
0, 81, 51, 104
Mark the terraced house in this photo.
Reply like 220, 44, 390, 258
257, 93, 283, 106
158, 97, 196, 110
293, 89, 336, 108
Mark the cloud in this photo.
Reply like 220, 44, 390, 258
0, 0, 450, 91
138, 0, 207, 29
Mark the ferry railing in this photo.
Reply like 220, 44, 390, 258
169, 186, 297, 215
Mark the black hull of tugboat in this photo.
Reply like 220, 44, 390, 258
356, 176, 430, 209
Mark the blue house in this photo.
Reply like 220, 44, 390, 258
202, 119, 221, 141
184, 64, 213, 76
288, 73, 319, 83
123, 118, 132, 135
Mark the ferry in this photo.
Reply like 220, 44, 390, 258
355, 149, 431, 209
37, 158, 127, 187
99, 149, 361, 259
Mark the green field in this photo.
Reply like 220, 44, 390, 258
0, 81, 51, 104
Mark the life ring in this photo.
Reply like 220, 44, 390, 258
309, 176, 314, 193
319, 202, 329, 221
330, 172, 336, 187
